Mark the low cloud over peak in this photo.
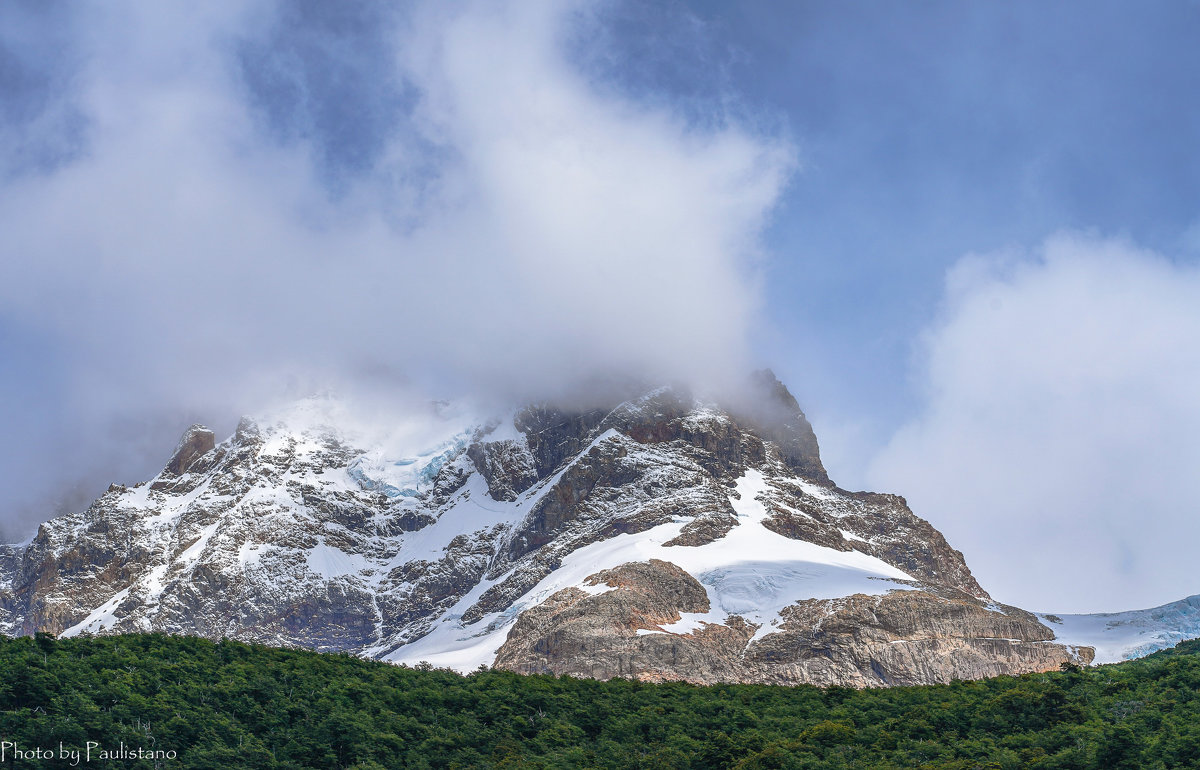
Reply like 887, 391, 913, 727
0, 1, 791, 538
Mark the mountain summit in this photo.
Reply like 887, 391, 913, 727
1, 374, 1095, 686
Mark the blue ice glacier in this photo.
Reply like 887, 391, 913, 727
348, 430, 471, 499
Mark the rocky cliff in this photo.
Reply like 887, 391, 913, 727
0, 373, 1092, 686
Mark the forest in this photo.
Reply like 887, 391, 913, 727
2, 632, 1198, 768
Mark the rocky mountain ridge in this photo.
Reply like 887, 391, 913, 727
1, 374, 1101, 685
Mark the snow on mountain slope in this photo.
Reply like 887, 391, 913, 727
1040, 595, 1200, 663
383, 468, 916, 671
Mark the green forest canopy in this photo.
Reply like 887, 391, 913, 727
2, 632, 1199, 768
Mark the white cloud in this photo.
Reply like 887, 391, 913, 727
869, 233, 1200, 612
0, 1, 791, 538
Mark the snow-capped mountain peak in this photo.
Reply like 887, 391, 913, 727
3, 374, 1172, 685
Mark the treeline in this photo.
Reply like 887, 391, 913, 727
2, 632, 1199, 768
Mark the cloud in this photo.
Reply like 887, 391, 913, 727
0, 0, 791, 538
869, 233, 1200, 612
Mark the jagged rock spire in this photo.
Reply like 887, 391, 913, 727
164, 424, 215, 476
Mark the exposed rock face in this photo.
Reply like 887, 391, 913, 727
467, 439, 538, 502
743, 591, 1094, 686
492, 556, 1094, 681
164, 424, 216, 476
494, 559, 758, 683
0, 374, 1092, 685
493, 564, 1091, 687
737, 369, 829, 486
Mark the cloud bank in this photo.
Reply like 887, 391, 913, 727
869, 234, 1200, 612
0, 1, 791, 538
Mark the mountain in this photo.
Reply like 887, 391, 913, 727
0, 373, 1114, 686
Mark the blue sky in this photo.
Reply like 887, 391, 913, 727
2, 1, 1198, 612
648, 1, 1200, 426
